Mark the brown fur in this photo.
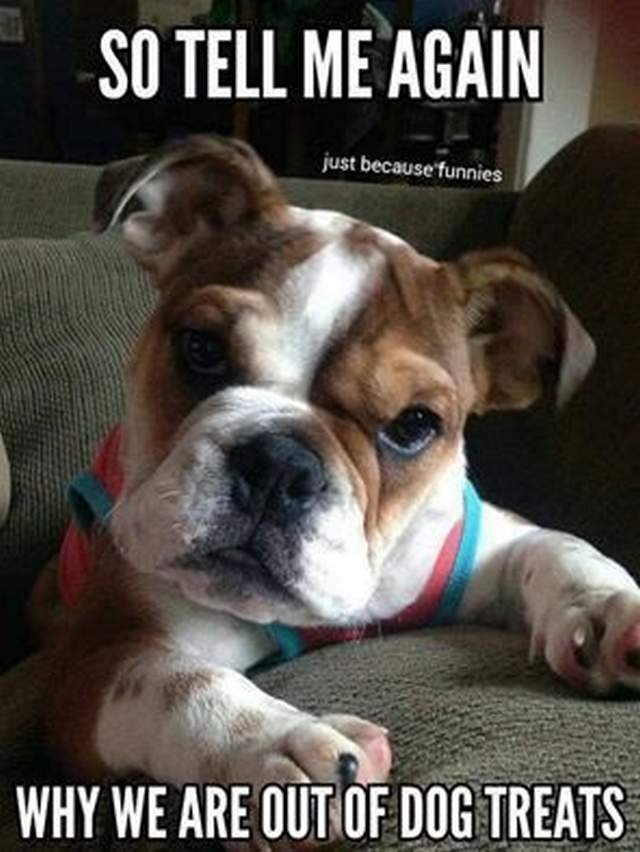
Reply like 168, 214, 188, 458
163, 670, 219, 713
45, 535, 167, 779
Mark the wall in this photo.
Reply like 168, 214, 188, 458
589, 0, 640, 126
518, 0, 600, 186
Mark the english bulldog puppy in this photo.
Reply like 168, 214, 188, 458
42, 137, 640, 848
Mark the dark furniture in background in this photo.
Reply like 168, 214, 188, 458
2, 0, 508, 181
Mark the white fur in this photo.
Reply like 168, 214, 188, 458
361, 449, 466, 622
460, 504, 640, 693
241, 239, 383, 397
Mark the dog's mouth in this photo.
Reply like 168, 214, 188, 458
211, 546, 289, 594
177, 543, 300, 607
215, 547, 264, 573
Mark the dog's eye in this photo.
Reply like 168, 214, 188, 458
179, 329, 226, 376
378, 406, 442, 457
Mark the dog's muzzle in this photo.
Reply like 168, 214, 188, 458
229, 434, 327, 527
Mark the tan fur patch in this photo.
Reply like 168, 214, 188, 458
228, 709, 264, 740
163, 670, 218, 713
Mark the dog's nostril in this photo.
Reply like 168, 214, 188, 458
231, 475, 253, 513
287, 471, 311, 500
229, 434, 327, 524
269, 451, 326, 523
283, 464, 325, 502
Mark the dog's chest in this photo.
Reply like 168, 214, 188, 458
151, 581, 278, 671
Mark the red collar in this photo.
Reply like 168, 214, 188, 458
291, 518, 465, 651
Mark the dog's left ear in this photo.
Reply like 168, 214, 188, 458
451, 248, 596, 413
110, 136, 285, 282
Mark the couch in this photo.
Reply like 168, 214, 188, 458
0, 125, 638, 850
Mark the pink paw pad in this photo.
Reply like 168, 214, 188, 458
359, 732, 393, 783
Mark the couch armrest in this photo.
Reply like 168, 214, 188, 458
467, 124, 640, 569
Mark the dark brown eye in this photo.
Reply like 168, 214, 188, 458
179, 329, 226, 376
378, 406, 442, 457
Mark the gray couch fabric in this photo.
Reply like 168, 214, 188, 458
0, 233, 153, 664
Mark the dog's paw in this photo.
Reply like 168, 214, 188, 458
539, 588, 640, 695
225, 713, 391, 850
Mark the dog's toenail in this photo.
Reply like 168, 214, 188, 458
625, 648, 640, 670
337, 752, 359, 787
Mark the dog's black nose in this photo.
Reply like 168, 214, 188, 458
229, 434, 327, 525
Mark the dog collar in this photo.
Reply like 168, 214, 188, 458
60, 426, 125, 606
265, 480, 482, 663
61, 430, 482, 661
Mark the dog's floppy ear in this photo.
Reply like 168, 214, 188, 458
93, 155, 147, 232
451, 248, 596, 412
112, 136, 285, 280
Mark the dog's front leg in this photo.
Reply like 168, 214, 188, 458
94, 648, 391, 789
47, 563, 390, 847
460, 504, 640, 695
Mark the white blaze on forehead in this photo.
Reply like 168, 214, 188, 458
287, 238, 376, 336
240, 205, 412, 396
246, 232, 384, 394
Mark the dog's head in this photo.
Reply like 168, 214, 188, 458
110, 137, 595, 625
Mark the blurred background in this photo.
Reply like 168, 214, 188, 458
0, 0, 637, 188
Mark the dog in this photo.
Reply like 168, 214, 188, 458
36, 136, 640, 848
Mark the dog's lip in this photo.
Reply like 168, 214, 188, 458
206, 546, 298, 603
214, 547, 264, 572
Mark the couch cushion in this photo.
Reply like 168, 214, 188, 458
0, 161, 99, 239
282, 178, 518, 259
0, 233, 153, 667
1, 629, 639, 850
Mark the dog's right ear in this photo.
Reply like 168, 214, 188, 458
452, 248, 596, 412
112, 137, 285, 282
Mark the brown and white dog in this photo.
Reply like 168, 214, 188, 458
40, 137, 640, 847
